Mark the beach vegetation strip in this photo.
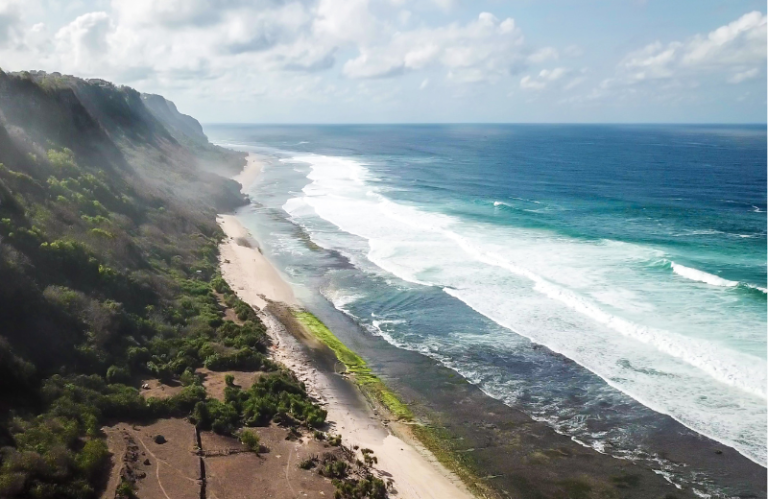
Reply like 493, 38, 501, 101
291, 311, 414, 421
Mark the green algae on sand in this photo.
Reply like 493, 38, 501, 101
292, 310, 414, 421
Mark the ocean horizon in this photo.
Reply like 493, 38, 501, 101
207, 123, 766, 493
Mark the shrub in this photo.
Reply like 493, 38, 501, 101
333, 476, 388, 499
77, 440, 110, 478
299, 454, 318, 470
239, 430, 260, 452
210, 275, 231, 294
320, 459, 348, 479
106, 365, 131, 384
180, 368, 198, 387
191, 399, 239, 435
203, 348, 271, 372
116, 479, 136, 499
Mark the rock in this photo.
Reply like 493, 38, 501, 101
153, 435, 167, 444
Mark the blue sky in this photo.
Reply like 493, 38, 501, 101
0, 0, 765, 123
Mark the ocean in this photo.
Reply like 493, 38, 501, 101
206, 124, 767, 481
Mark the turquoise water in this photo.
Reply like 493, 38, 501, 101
207, 124, 766, 473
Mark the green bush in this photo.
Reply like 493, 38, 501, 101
203, 348, 271, 372
238, 430, 260, 451
320, 459, 348, 479
191, 399, 239, 435
106, 365, 131, 384
333, 476, 388, 499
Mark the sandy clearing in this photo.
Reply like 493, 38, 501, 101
203, 426, 338, 499
139, 379, 185, 400
102, 419, 200, 499
196, 367, 263, 402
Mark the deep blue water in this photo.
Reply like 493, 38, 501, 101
206, 124, 767, 480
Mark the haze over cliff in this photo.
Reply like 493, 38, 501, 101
0, 70, 252, 498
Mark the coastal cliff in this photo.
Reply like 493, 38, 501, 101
0, 72, 393, 499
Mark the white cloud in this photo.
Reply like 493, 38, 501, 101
682, 11, 766, 67
53, 12, 114, 71
619, 11, 766, 83
343, 12, 525, 81
528, 47, 558, 64
0, 0, 23, 47
728, 67, 759, 84
520, 67, 568, 90
564, 44, 583, 58
314, 0, 378, 45
1, 0, 763, 122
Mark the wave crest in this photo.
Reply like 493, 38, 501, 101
670, 262, 738, 287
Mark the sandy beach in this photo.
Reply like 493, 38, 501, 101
218, 162, 475, 499
218, 214, 297, 310
233, 153, 267, 189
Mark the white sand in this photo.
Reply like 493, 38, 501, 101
233, 153, 266, 191
217, 158, 474, 498
218, 215, 297, 310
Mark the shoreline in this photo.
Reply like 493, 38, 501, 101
218, 151, 766, 499
218, 155, 476, 499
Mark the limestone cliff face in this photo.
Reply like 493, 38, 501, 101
0, 69, 247, 381
141, 92, 208, 145
0, 69, 246, 210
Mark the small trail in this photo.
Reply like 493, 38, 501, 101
285, 446, 298, 499
134, 435, 173, 499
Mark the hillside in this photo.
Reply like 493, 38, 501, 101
0, 71, 337, 499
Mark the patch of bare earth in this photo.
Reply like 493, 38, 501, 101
196, 367, 263, 402
204, 426, 338, 499
102, 419, 200, 499
139, 379, 185, 400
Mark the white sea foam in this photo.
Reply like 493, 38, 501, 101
670, 262, 739, 288
284, 154, 768, 466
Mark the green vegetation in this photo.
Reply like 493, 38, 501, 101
238, 430, 260, 452
332, 476, 388, 499
0, 70, 323, 499
298, 454, 318, 469
292, 311, 413, 421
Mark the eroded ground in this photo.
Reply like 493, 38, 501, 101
102, 407, 365, 499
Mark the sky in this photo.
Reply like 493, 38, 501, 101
0, 0, 765, 123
